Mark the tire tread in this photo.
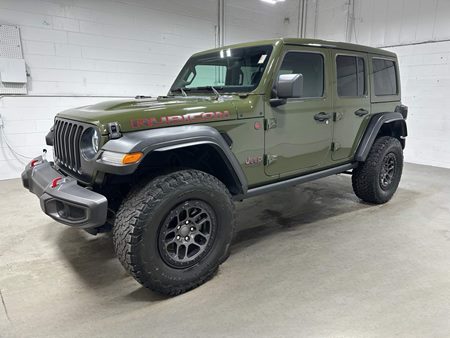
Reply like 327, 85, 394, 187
113, 170, 234, 296
352, 136, 403, 204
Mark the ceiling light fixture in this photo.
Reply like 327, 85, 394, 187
261, 0, 286, 4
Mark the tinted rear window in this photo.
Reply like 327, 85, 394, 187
336, 55, 366, 97
372, 59, 398, 96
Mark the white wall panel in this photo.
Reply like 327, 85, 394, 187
305, 0, 450, 169
386, 42, 450, 168
1, 0, 449, 178
224, 0, 295, 44
0, 0, 218, 98
304, 0, 450, 47
0, 0, 300, 180
0, 96, 123, 180
0, 0, 219, 180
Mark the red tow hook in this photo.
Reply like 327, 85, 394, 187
51, 177, 63, 188
30, 159, 40, 167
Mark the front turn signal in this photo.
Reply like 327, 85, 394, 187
122, 152, 143, 164
101, 151, 143, 165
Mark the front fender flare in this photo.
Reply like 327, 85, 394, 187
100, 125, 248, 195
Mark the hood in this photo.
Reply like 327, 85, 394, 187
57, 96, 239, 134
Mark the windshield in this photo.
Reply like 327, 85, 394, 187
170, 45, 273, 94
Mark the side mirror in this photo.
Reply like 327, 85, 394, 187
277, 73, 303, 98
270, 73, 303, 107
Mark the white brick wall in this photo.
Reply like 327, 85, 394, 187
224, 0, 297, 44
0, 0, 296, 180
2, 0, 449, 179
0, 96, 126, 179
0, 0, 219, 97
386, 41, 450, 168
304, 0, 450, 47
304, 0, 450, 169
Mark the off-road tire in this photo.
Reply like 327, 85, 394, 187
352, 136, 403, 204
113, 170, 235, 296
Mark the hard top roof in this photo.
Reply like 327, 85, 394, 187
194, 38, 396, 58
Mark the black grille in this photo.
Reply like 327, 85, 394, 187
54, 119, 84, 173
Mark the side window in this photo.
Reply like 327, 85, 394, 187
278, 52, 324, 98
372, 59, 398, 96
336, 55, 366, 97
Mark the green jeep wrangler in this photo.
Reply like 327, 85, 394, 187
22, 38, 407, 295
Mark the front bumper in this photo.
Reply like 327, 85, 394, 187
22, 156, 108, 228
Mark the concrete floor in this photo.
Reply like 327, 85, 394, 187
0, 163, 449, 338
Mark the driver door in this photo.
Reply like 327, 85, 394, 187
264, 46, 333, 177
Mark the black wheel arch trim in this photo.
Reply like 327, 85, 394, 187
355, 112, 407, 162
100, 125, 248, 195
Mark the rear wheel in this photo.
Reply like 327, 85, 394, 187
352, 136, 403, 204
113, 170, 235, 296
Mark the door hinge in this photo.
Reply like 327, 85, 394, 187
331, 142, 341, 152
333, 112, 343, 122
264, 118, 277, 130
264, 154, 278, 166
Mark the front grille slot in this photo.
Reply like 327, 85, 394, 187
53, 119, 85, 174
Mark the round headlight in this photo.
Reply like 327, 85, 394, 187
80, 127, 100, 160
92, 130, 99, 153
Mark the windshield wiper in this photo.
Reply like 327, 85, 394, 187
190, 86, 223, 100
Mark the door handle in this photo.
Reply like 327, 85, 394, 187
314, 112, 331, 122
354, 108, 369, 117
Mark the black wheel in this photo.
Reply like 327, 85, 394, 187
352, 136, 403, 204
158, 200, 217, 269
113, 170, 235, 296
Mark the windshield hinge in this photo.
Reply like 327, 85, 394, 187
264, 154, 278, 166
107, 122, 122, 139
264, 118, 277, 130
331, 142, 341, 152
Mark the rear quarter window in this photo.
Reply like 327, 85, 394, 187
372, 58, 398, 96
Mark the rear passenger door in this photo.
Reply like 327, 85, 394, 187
331, 51, 371, 161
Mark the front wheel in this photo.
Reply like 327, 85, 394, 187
352, 136, 403, 204
113, 170, 235, 296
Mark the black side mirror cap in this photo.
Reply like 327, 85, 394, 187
269, 98, 287, 107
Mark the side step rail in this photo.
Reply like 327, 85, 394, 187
237, 162, 357, 200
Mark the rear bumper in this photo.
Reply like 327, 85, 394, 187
22, 156, 108, 228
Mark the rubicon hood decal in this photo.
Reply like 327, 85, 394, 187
56, 96, 239, 132
130, 111, 230, 129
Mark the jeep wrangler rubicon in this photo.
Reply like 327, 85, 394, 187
22, 38, 407, 295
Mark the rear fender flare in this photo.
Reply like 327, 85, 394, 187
355, 112, 407, 162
